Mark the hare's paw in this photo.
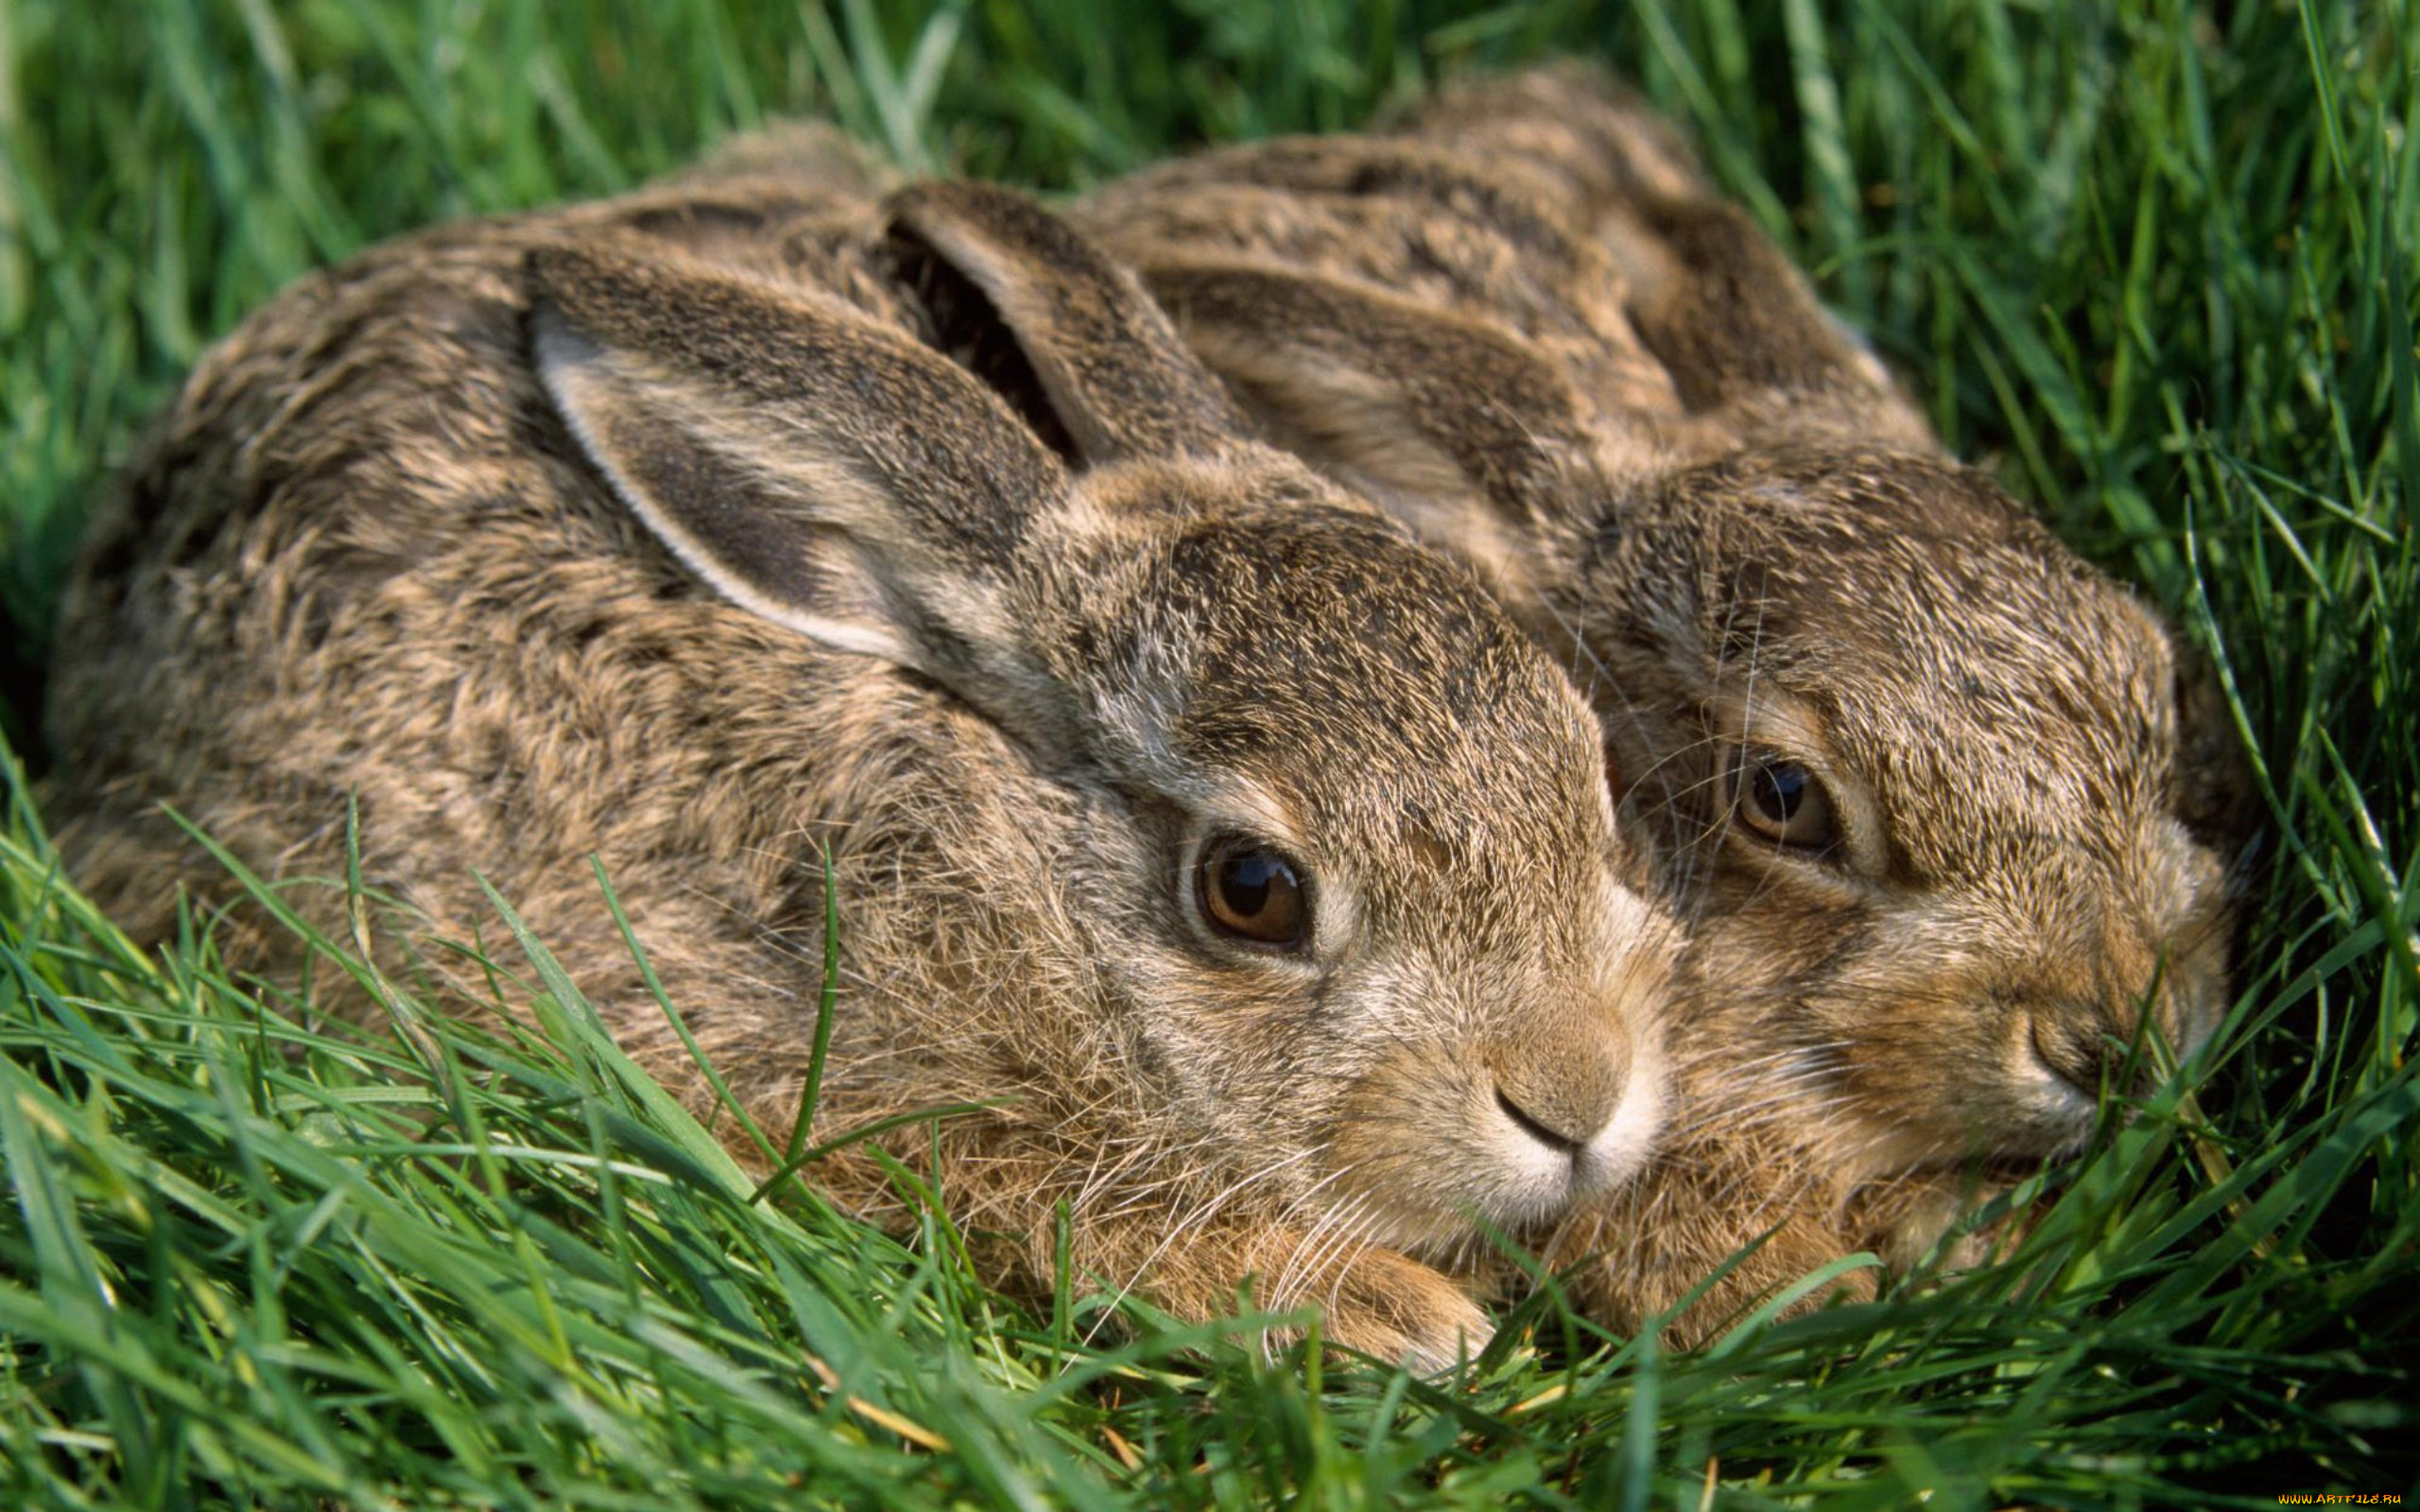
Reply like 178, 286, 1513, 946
1849, 1168, 2027, 1277
1533, 1192, 1880, 1349
1312, 1247, 1494, 1375
1079, 1219, 1491, 1374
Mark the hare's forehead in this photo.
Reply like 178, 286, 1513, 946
1820, 647, 2185, 885
1716, 528, 2173, 716
1712, 540, 2182, 834
1157, 583, 1608, 857
1128, 681, 1616, 929
1144, 512, 1555, 691
1172, 655, 1603, 838
1056, 498, 1610, 839
1821, 593, 2173, 783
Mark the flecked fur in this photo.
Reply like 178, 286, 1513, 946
43, 150, 1677, 1369
1080, 65, 2247, 1341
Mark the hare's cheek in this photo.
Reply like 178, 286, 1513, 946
1769, 952, 2033, 1159
2158, 908, 2238, 1057
1317, 1024, 1656, 1240
1668, 881, 1858, 1022
1317, 1060, 1517, 1243
1845, 997, 2100, 1162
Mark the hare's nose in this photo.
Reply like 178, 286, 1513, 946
1491, 1040, 1628, 1156
2031, 1013, 2135, 1099
1495, 1084, 1584, 1155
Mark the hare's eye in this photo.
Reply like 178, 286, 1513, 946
1734, 753, 1836, 849
1197, 834, 1309, 948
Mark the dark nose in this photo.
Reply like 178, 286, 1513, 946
1491, 1039, 1628, 1154
2032, 1012, 2134, 1098
1495, 1084, 1582, 1155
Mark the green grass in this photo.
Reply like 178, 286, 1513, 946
2, 1, 2415, 1506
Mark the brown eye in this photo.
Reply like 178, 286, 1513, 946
1735, 752, 1836, 849
1196, 834, 1309, 948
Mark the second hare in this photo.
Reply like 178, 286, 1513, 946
1082, 65, 2246, 1340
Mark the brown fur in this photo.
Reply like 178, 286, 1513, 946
1079, 66, 2247, 1342
43, 152, 1679, 1369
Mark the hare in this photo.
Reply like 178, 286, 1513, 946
41, 155, 1678, 1369
1079, 65, 2246, 1340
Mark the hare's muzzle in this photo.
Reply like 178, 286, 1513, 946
2028, 1010, 2147, 1104
1486, 1033, 1663, 1206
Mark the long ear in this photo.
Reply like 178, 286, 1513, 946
1402, 67, 1880, 417
1612, 198, 1898, 415
1392, 68, 1926, 440
2169, 637, 2261, 863
1136, 260, 1600, 582
527, 239, 1068, 708
882, 180, 1250, 462
1388, 62, 1711, 209
1412, 73, 1894, 417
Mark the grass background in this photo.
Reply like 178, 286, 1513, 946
2, 1, 2415, 1506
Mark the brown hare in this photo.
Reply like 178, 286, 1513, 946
41, 155, 1676, 1369
1080, 64, 2247, 1341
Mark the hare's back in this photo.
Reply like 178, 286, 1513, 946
41, 190, 1015, 977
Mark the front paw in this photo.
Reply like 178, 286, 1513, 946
1309, 1247, 1495, 1374
1528, 1192, 1878, 1348
1224, 1223, 1494, 1371
1848, 1167, 2024, 1275
1072, 1216, 1493, 1374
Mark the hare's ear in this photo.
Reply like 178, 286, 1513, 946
1612, 199, 1937, 456
1136, 261, 1598, 580
527, 240, 1065, 704
1398, 72, 1921, 439
1391, 62, 1709, 207
1612, 199, 1881, 410
2169, 638, 2260, 863
882, 180, 1250, 462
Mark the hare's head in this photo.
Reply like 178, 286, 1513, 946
1130, 260, 2241, 1167
1575, 449, 2237, 1162
527, 180, 1669, 1248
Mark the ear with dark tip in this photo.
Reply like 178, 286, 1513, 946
526, 239, 1069, 710
1388, 61, 1710, 209
1613, 198, 1901, 416
658, 119, 890, 193
1136, 259, 1601, 574
2169, 638, 2261, 861
883, 180, 1250, 462
1394, 71, 1921, 438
